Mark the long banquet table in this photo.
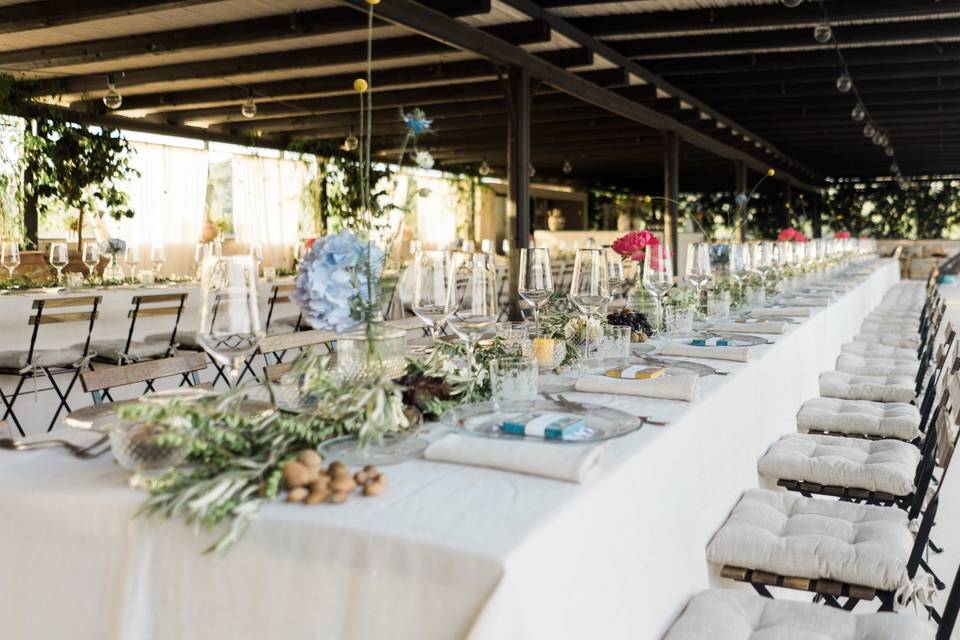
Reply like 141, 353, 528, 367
0, 259, 901, 640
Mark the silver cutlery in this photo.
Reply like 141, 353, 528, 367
643, 355, 728, 376
543, 392, 670, 426
0, 433, 110, 459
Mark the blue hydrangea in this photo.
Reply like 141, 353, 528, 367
292, 230, 385, 332
402, 108, 432, 136
100, 238, 126, 256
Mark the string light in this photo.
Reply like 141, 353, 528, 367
863, 123, 876, 138
851, 104, 866, 122
478, 159, 492, 176
102, 74, 122, 110
782, 0, 803, 6
835, 73, 852, 93
240, 91, 257, 118
342, 127, 359, 151
562, 160, 573, 174
528, 164, 536, 178
813, 23, 832, 43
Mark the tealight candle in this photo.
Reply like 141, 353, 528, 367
532, 336, 564, 370
138, 270, 155, 286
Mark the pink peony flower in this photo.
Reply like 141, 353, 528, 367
795, 233, 809, 243
834, 231, 851, 239
777, 227, 799, 242
612, 230, 660, 262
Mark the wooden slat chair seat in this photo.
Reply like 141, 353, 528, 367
80, 352, 209, 405
259, 329, 337, 384
89, 293, 188, 365
0, 296, 101, 435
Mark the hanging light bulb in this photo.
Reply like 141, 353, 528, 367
851, 104, 866, 122
562, 160, 573, 174
874, 133, 888, 147
813, 23, 833, 43
863, 123, 876, 138
890, 162, 900, 173
884, 146, 895, 157
102, 74, 122, 110
342, 128, 359, 151
240, 91, 257, 118
835, 74, 853, 93
782, 0, 803, 6
478, 159, 492, 176
529, 164, 536, 178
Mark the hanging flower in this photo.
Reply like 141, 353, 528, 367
402, 108, 432, 137
292, 230, 385, 332
612, 229, 660, 262
835, 231, 851, 239
414, 150, 434, 170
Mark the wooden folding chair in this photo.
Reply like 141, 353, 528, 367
0, 296, 101, 435
80, 352, 209, 405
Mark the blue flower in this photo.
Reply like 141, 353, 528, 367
292, 230, 385, 332
402, 108, 432, 137
734, 193, 749, 207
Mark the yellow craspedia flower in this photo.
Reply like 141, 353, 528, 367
767, 168, 776, 177
643, 195, 652, 204
353, 78, 368, 93
366, 0, 380, 4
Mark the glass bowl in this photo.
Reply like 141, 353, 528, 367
107, 417, 190, 489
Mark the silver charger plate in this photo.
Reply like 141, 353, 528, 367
441, 399, 642, 444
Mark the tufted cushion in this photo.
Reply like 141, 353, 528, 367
853, 332, 920, 350
860, 318, 919, 335
835, 353, 919, 378
865, 309, 920, 321
797, 397, 921, 440
0, 348, 85, 372
145, 331, 202, 351
664, 589, 934, 640
841, 341, 918, 362
81, 339, 171, 363
758, 433, 920, 495
819, 371, 916, 403
706, 489, 912, 591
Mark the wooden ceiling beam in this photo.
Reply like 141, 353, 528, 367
0, 0, 223, 35
669, 61, 960, 89
20, 20, 551, 98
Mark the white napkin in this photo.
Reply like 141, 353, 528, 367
751, 307, 812, 318
424, 433, 603, 483
574, 373, 699, 402
660, 343, 750, 362
778, 296, 830, 307
709, 321, 785, 335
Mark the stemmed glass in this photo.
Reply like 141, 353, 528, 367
197, 255, 263, 388
605, 245, 625, 312
570, 248, 611, 360
81, 242, 100, 279
518, 247, 554, 330
124, 244, 141, 278
150, 243, 165, 276
445, 252, 498, 375
411, 250, 451, 344
1, 241, 20, 278
685, 242, 712, 311
49, 242, 69, 284
643, 243, 674, 333
749, 242, 774, 293
250, 243, 264, 275
728, 243, 751, 302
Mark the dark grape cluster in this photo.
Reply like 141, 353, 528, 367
607, 309, 653, 338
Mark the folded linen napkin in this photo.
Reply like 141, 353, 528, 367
709, 321, 785, 335
574, 372, 699, 402
424, 433, 603, 483
777, 296, 831, 307
660, 343, 750, 363
750, 307, 813, 318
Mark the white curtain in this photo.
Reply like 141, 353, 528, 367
114, 141, 209, 276
231, 155, 308, 268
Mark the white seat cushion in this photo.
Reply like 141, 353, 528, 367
860, 320, 918, 336
664, 588, 934, 640
145, 331, 202, 350
0, 348, 85, 371
706, 489, 912, 591
853, 332, 920, 350
758, 433, 920, 495
819, 371, 915, 403
841, 341, 918, 361
836, 353, 919, 378
797, 397, 921, 440
82, 339, 171, 363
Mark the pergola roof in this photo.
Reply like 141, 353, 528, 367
0, 0, 952, 191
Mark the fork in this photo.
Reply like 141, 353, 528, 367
0, 433, 110, 459
544, 392, 670, 427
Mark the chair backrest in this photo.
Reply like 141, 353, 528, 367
80, 352, 208, 402
917, 324, 957, 428
263, 361, 292, 383
125, 293, 188, 352
258, 328, 336, 357
264, 283, 299, 331
27, 296, 101, 364
938, 566, 960, 640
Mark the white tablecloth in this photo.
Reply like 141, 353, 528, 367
0, 260, 900, 640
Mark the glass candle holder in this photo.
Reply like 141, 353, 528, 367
598, 324, 631, 361
707, 290, 731, 320
489, 356, 539, 411
665, 307, 695, 336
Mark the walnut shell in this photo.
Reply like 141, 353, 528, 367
282, 461, 313, 490
305, 489, 328, 505
331, 477, 358, 493
329, 491, 349, 504
309, 477, 330, 493
354, 471, 369, 485
327, 461, 348, 478
298, 449, 323, 469
286, 487, 309, 503
362, 480, 385, 497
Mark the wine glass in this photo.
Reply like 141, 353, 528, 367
411, 250, 451, 343
643, 243, 674, 332
570, 248, 611, 360
1, 241, 20, 279
250, 243, 264, 275
604, 245, 625, 311
685, 242, 712, 310
518, 247, 554, 330
197, 255, 263, 388
445, 252, 498, 375
81, 242, 100, 279
150, 243, 165, 276
49, 242, 69, 284
124, 243, 141, 278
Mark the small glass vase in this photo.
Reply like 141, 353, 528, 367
335, 321, 407, 384
625, 267, 661, 334
102, 254, 125, 283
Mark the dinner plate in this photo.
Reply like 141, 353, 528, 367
318, 434, 430, 466
441, 399, 642, 443
138, 388, 219, 404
